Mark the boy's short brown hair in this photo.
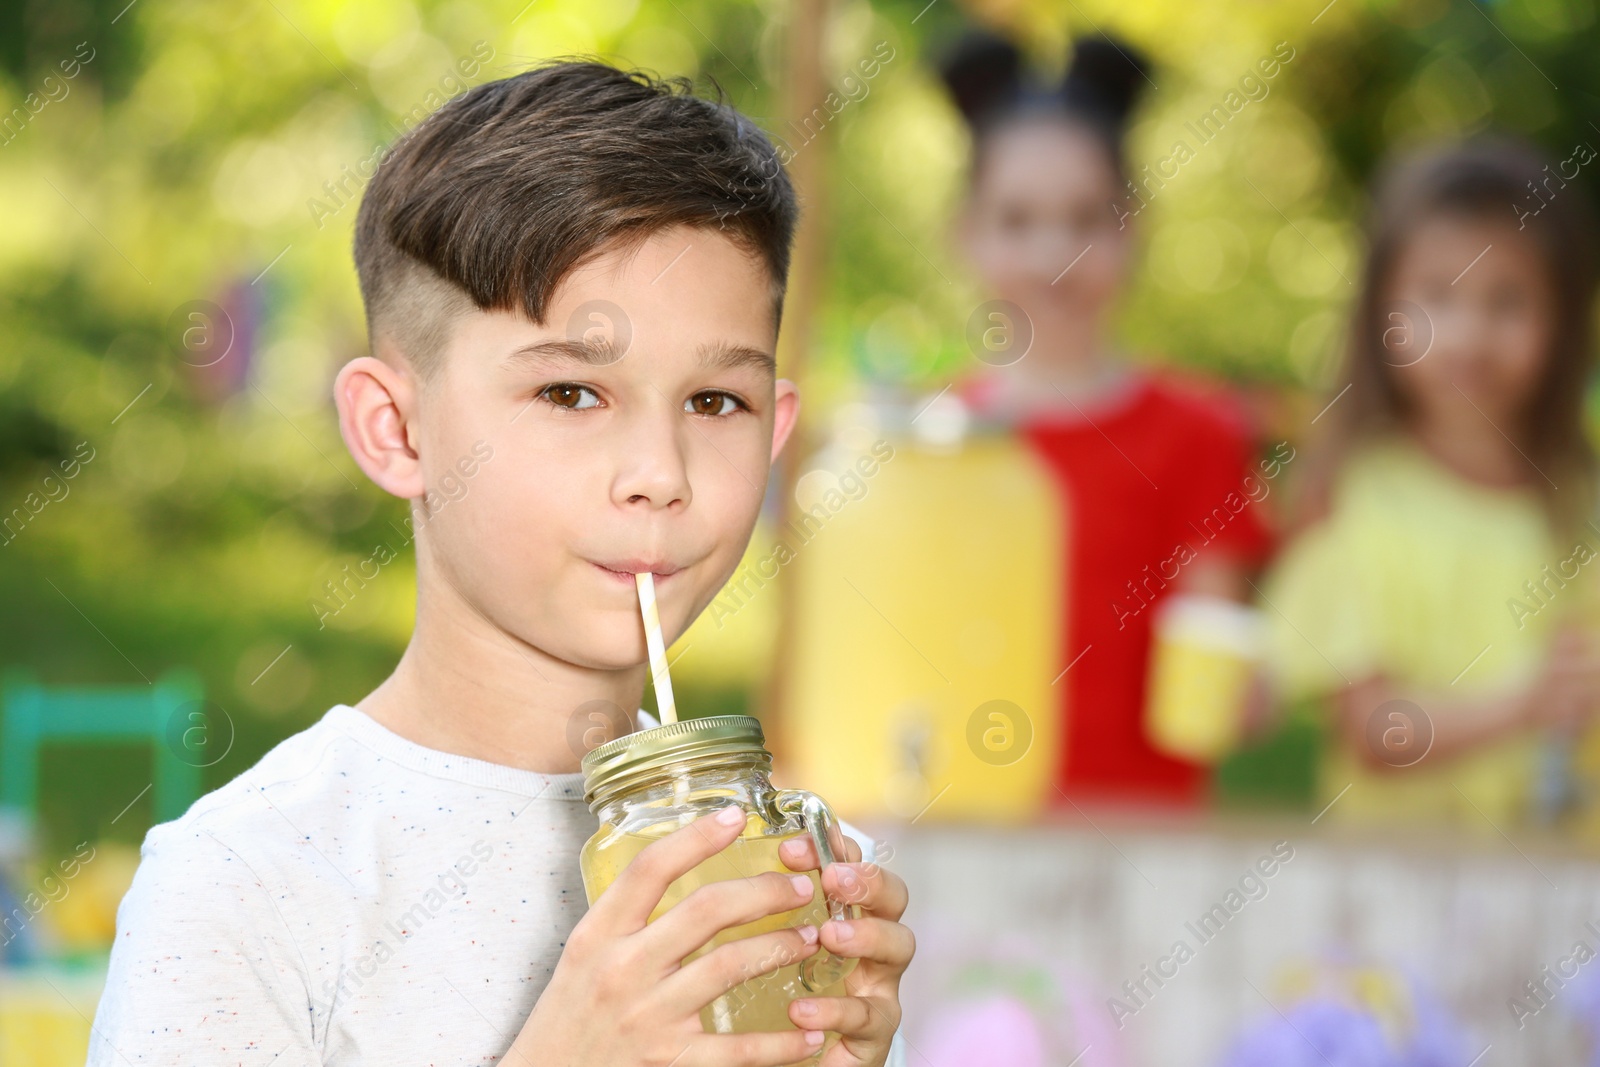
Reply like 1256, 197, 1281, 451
353, 59, 798, 379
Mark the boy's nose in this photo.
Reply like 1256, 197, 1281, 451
611, 409, 693, 510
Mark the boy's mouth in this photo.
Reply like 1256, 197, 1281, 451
590, 559, 684, 583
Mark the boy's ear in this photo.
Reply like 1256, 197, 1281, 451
334, 354, 425, 500
770, 379, 801, 463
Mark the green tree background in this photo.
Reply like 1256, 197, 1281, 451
2, 0, 1598, 856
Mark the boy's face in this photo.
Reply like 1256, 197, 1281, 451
360, 225, 797, 672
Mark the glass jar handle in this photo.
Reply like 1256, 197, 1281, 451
773, 788, 860, 991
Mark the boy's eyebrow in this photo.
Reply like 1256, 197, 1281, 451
504, 337, 623, 368
504, 337, 776, 373
699, 339, 776, 374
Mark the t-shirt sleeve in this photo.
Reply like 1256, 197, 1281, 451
1168, 392, 1277, 567
87, 821, 319, 1066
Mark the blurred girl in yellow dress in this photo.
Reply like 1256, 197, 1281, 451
1263, 136, 1600, 828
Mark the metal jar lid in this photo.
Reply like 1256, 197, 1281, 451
580, 714, 771, 807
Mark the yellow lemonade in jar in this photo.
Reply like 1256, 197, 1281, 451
579, 715, 860, 1053
581, 812, 853, 1039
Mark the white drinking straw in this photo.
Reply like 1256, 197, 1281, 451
634, 571, 678, 725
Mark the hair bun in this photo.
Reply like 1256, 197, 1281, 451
936, 28, 1025, 129
1060, 33, 1150, 130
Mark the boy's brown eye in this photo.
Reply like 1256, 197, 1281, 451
686, 391, 741, 416
541, 383, 599, 410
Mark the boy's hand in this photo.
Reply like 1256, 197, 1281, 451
778, 833, 913, 1067
509, 805, 832, 1067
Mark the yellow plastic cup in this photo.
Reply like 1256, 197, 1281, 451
1146, 595, 1264, 762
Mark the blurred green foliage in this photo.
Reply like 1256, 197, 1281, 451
2, 0, 1598, 851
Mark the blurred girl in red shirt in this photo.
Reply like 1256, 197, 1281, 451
938, 29, 1276, 806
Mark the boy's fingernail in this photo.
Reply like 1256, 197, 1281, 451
836, 866, 858, 889
829, 920, 854, 941
805, 1029, 825, 1046
798, 924, 818, 944
716, 806, 745, 826
791, 874, 813, 897
794, 998, 819, 1016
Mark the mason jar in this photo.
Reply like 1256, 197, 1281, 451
579, 714, 860, 1048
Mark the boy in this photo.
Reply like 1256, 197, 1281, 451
88, 60, 913, 1066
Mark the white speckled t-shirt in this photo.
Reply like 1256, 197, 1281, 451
87, 703, 899, 1066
